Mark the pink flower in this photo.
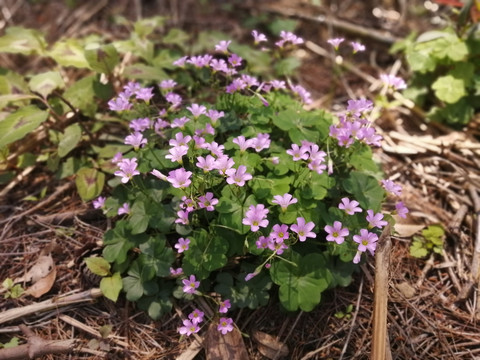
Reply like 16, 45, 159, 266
351, 41, 365, 53
117, 203, 130, 215
175, 210, 190, 225
173, 56, 188, 67
151, 169, 167, 181
381, 179, 402, 196
252, 30, 267, 44
232, 135, 253, 152
210, 58, 229, 73
270, 80, 286, 89
178, 319, 200, 336
324, 221, 349, 244
214, 155, 235, 175
226, 78, 246, 93
135, 87, 154, 102
228, 53, 243, 67
92, 196, 106, 209
206, 109, 224, 123
196, 155, 216, 172
327, 38, 344, 49
159, 79, 177, 90
353, 229, 378, 255
225, 165, 252, 186
275, 30, 304, 47
215, 40, 231, 53
395, 202, 409, 219
174, 238, 191, 253
291, 217, 316, 242
256, 236, 272, 249
171, 116, 190, 129
270, 224, 289, 242
169, 132, 192, 147
166, 92, 183, 109
290, 84, 312, 104
170, 267, 183, 275
182, 275, 200, 294
167, 168, 192, 189
366, 210, 388, 229
218, 299, 231, 314
338, 198, 363, 215
347, 99, 373, 115
205, 141, 225, 157
124, 132, 147, 150
242, 204, 269, 232
286, 143, 309, 161
188, 309, 204, 325
108, 96, 132, 111
129, 117, 151, 132
380, 74, 407, 90
165, 145, 189, 163
217, 317, 234, 335
252, 133, 271, 152
245, 272, 258, 281
114, 158, 140, 184
187, 103, 207, 118
198, 192, 218, 211
268, 238, 288, 255
272, 193, 298, 211
353, 251, 362, 264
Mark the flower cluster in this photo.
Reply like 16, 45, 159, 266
92, 28, 411, 339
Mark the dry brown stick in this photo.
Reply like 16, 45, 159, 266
240, 3, 399, 44
0, 324, 76, 360
0, 288, 102, 326
469, 185, 480, 281
371, 224, 392, 360
448, 204, 469, 237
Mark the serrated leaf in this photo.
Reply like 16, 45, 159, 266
0, 27, 46, 54
58, 123, 82, 157
85, 44, 119, 74
28, 71, 64, 98
75, 167, 105, 201
100, 272, 123, 302
85, 257, 111, 276
432, 75, 466, 104
48, 40, 89, 68
0, 106, 48, 148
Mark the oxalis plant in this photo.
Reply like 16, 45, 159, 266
88, 31, 409, 337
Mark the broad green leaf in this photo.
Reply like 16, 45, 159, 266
0, 27, 46, 54
275, 57, 301, 76
103, 221, 147, 264
273, 109, 296, 131
75, 167, 105, 201
139, 236, 175, 277
85, 257, 111, 276
58, 123, 82, 157
406, 49, 436, 73
0, 106, 48, 148
133, 16, 166, 38
28, 71, 64, 98
100, 272, 123, 301
410, 239, 428, 258
0, 94, 38, 103
123, 64, 168, 81
48, 39, 89, 68
342, 171, 385, 212
63, 75, 100, 117
162, 28, 190, 50
85, 44, 119, 74
137, 284, 173, 320
432, 75, 466, 104
129, 200, 151, 234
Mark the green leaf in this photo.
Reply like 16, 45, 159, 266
63, 75, 110, 117
0, 106, 48, 148
85, 257, 111, 276
129, 200, 151, 234
342, 171, 385, 212
75, 167, 105, 201
123, 64, 168, 81
100, 272, 123, 302
48, 39, 89, 68
275, 57, 301, 76
162, 28, 190, 50
85, 44, 120, 74
0, 27, 46, 54
273, 109, 296, 131
58, 123, 82, 158
1, 337, 19, 349
410, 239, 428, 258
122, 275, 144, 301
432, 75, 466, 104
28, 71, 65, 98
271, 252, 331, 312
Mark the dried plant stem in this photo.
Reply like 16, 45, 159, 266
371, 224, 392, 360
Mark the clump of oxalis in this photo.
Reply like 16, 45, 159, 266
88, 32, 408, 337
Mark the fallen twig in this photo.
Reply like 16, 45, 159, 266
0, 324, 76, 360
0, 288, 102, 326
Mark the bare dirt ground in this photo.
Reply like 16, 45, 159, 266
1, 0, 480, 359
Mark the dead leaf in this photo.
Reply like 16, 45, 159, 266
253, 330, 289, 359
15, 254, 55, 284
25, 266, 56, 298
396, 282, 416, 299
205, 321, 248, 360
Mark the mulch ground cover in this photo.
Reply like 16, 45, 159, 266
1, 0, 479, 359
